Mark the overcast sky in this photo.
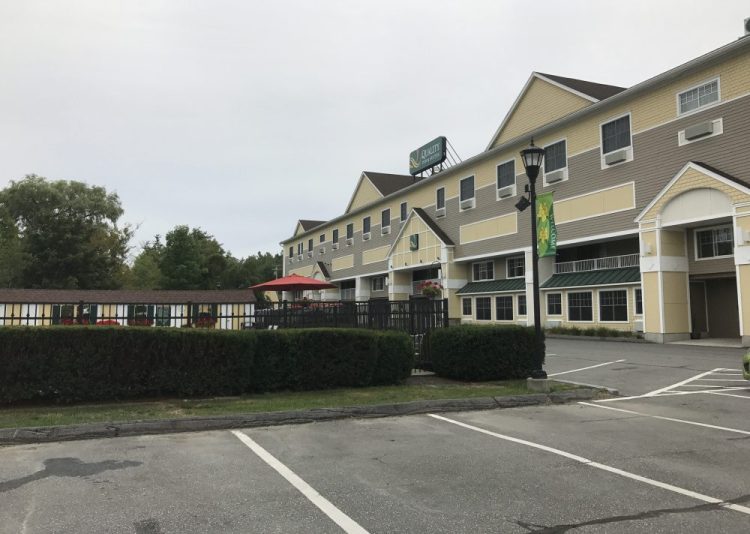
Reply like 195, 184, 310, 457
1, 1, 748, 259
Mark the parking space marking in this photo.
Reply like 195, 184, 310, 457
578, 402, 750, 436
231, 430, 369, 534
428, 414, 750, 516
642, 368, 722, 397
547, 359, 626, 377
707, 391, 750, 400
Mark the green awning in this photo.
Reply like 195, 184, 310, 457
541, 267, 641, 289
457, 278, 525, 295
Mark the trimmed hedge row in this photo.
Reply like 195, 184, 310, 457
430, 325, 539, 381
0, 327, 414, 404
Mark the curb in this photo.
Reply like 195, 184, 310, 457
0, 388, 606, 446
546, 334, 650, 343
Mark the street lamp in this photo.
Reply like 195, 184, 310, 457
518, 139, 547, 379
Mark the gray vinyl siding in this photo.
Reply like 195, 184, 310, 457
686, 228, 736, 277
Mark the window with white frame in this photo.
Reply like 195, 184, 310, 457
371, 276, 385, 292
362, 216, 371, 235
289, 246, 293, 258
547, 293, 562, 315
381, 208, 390, 229
506, 256, 525, 278
319, 233, 325, 243
436, 187, 445, 210
476, 297, 491, 320
460, 176, 475, 201
599, 290, 628, 322
517, 294, 527, 316
695, 225, 733, 259
308, 238, 313, 252
297, 243, 303, 255
568, 292, 593, 321
496, 160, 515, 194
544, 140, 566, 172
333, 229, 339, 243
346, 223, 354, 240
635, 288, 643, 315
462, 298, 472, 316
601, 115, 631, 154
472, 261, 494, 281
400, 202, 407, 222
495, 296, 513, 321
678, 79, 719, 115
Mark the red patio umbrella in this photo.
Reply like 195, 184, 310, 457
250, 273, 337, 292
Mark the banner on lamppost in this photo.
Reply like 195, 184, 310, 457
536, 192, 557, 257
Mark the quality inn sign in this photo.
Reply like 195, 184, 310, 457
409, 136, 447, 176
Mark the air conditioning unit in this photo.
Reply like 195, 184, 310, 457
545, 169, 565, 183
307, 251, 313, 258
297, 254, 303, 261
684, 121, 714, 140
346, 238, 353, 246
435, 207, 446, 218
460, 198, 475, 210
319, 247, 326, 254
497, 185, 515, 198
381, 226, 391, 235
363, 232, 371, 241
633, 320, 644, 333
604, 149, 628, 165
332, 243, 339, 250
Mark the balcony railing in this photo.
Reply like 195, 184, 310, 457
554, 253, 640, 274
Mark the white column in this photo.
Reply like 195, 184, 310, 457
524, 249, 554, 327
355, 276, 371, 301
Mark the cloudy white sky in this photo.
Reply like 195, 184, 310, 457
1, 1, 748, 259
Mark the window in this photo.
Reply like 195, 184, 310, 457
678, 79, 719, 115
436, 187, 445, 215
400, 202, 407, 222
462, 298, 472, 316
600, 290, 628, 322
506, 256, 525, 278
601, 115, 631, 154
472, 261, 494, 281
308, 238, 313, 252
346, 223, 354, 240
297, 243, 303, 255
518, 295, 527, 316
568, 292, 593, 321
476, 297, 491, 320
460, 176, 475, 201
547, 293, 562, 316
695, 225, 733, 259
544, 140, 567, 172
371, 276, 385, 292
381, 208, 390, 229
496, 160, 515, 193
289, 246, 293, 258
363, 216, 371, 235
319, 234, 325, 243
333, 229, 339, 242
495, 296, 513, 321
51, 304, 75, 325
155, 305, 171, 327
635, 288, 643, 315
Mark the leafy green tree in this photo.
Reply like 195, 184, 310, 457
0, 175, 132, 289
126, 237, 164, 289
159, 226, 228, 289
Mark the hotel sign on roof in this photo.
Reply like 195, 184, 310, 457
409, 136, 447, 176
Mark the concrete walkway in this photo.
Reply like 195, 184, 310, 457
669, 337, 744, 348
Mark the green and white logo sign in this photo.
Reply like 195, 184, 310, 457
409, 136, 447, 176
536, 192, 557, 258
409, 234, 419, 251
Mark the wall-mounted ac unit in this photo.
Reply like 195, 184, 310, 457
319, 247, 326, 254
307, 251, 313, 258
436, 207, 446, 218
545, 169, 565, 183
604, 149, 628, 165
684, 121, 714, 140
498, 185, 515, 198
381, 226, 391, 235
346, 238, 353, 246
460, 198, 475, 210
297, 254, 303, 261
363, 232, 371, 241
633, 320, 644, 333
332, 243, 339, 250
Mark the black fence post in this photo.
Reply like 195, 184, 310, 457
442, 298, 449, 327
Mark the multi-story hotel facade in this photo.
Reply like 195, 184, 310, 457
281, 32, 750, 345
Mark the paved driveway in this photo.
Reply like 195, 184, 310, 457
1, 339, 749, 533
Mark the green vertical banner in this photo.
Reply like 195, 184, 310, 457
536, 192, 557, 257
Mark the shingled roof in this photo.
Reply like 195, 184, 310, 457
537, 73, 626, 102
298, 220, 327, 232
363, 172, 416, 196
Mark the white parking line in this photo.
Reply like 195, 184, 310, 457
706, 391, 750, 400
578, 402, 750, 435
231, 430, 369, 534
696, 379, 748, 382
547, 359, 626, 377
428, 414, 750, 516
642, 369, 722, 397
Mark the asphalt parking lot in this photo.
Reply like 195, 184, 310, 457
2, 339, 749, 533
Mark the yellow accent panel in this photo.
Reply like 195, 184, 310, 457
363, 245, 390, 265
459, 213, 517, 244
739, 264, 750, 334
643, 272, 660, 333
641, 231, 657, 257
391, 216, 442, 268
288, 265, 315, 277
660, 230, 686, 257
736, 214, 750, 232
641, 167, 750, 221
556, 183, 635, 224
332, 255, 354, 271
494, 78, 592, 147
736, 205, 750, 215
662, 272, 690, 333
348, 177, 383, 212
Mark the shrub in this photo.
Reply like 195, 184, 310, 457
0, 327, 413, 404
430, 325, 539, 381
546, 325, 635, 338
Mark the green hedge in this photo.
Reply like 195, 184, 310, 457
430, 325, 539, 381
0, 327, 414, 404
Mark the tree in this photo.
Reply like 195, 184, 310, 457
159, 226, 228, 289
126, 237, 164, 289
0, 175, 132, 289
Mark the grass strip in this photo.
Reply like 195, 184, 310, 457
0, 380, 574, 429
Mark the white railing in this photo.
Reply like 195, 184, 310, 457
340, 288, 356, 301
554, 253, 640, 274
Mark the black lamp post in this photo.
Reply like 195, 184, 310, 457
518, 139, 547, 379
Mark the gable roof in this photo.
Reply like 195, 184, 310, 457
363, 172, 416, 196
299, 220, 327, 232
386, 207, 454, 260
536, 73, 626, 102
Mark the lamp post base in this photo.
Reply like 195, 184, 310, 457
527, 377, 551, 392
530, 369, 548, 379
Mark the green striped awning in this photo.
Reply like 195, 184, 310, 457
541, 267, 641, 289
456, 278, 526, 295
